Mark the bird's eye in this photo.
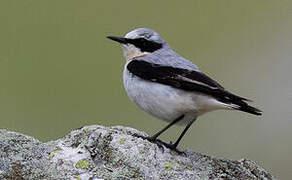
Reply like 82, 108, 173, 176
140, 39, 147, 46
129, 38, 162, 52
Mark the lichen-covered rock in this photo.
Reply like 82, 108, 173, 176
0, 125, 276, 180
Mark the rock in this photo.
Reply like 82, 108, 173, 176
0, 125, 276, 180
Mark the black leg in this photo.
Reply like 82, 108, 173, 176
133, 115, 185, 142
150, 115, 185, 140
160, 118, 197, 151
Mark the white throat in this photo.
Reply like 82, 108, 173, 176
122, 44, 150, 61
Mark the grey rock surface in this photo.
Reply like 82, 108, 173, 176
0, 125, 275, 180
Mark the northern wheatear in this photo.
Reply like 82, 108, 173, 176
107, 28, 261, 151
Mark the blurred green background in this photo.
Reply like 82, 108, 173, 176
0, 0, 291, 179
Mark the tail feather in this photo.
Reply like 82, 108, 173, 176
221, 91, 262, 116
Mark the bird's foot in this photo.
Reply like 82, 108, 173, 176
156, 140, 185, 154
133, 134, 184, 154
133, 133, 156, 142
133, 133, 164, 150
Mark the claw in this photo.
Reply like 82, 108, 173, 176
133, 133, 155, 142
132, 133, 185, 155
133, 133, 164, 150
156, 140, 184, 154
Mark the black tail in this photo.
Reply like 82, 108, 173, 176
220, 91, 262, 116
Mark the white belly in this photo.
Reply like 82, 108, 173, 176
123, 69, 198, 125
123, 64, 229, 125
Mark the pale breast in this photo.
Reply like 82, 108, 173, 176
123, 66, 200, 123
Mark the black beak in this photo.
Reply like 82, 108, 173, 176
107, 36, 128, 44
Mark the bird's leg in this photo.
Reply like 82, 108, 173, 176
133, 115, 185, 142
160, 118, 196, 151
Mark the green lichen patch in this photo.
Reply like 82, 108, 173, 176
53, 147, 62, 153
119, 138, 126, 144
186, 165, 193, 170
75, 159, 90, 170
75, 175, 81, 180
82, 127, 88, 133
165, 162, 173, 170
48, 153, 54, 158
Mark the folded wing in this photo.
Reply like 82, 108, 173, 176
127, 59, 262, 115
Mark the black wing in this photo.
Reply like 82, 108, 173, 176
127, 60, 262, 115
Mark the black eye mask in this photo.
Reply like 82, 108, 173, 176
127, 38, 163, 53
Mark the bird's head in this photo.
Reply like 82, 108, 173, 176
107, 28, 166, 60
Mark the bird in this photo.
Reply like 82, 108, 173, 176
107, 28, 262, 151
